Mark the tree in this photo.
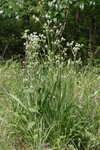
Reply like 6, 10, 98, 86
0, 0, 100, 61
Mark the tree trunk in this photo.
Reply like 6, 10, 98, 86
89, 17, 96, 57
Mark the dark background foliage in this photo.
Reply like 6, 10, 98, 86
0, 0, 100, 62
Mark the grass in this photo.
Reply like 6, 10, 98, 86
0, 60, 100, 150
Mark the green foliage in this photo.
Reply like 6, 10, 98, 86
0, 49, 100, 150
0, 0, 100, 62
0, 1, 100, 149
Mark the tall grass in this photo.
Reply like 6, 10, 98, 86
0, 32, 100, 149
0, 60, 99, 150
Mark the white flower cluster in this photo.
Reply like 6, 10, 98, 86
48, 0, 70, 10
90, 1, 95, 5
0, 10, 3, 14
66, 41, 83, 56
23, 31, 47, 66
73, 43, 83, 54
23, 28, 84, 68
32, 15, 39, 23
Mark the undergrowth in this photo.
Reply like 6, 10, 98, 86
0, 60, 100, 150
0, 30, 100, 150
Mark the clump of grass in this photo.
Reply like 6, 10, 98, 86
0, 33, 100, 150
1, 60, 99, 150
